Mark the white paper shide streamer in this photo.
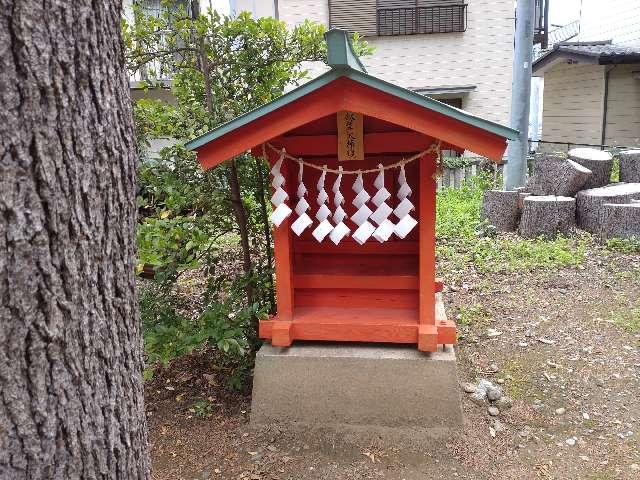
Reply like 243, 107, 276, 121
368, 164, 394, 243
269, 152, 292, 227
393, 164, 417, 238
329, 166, 350, 244
268, 144, 420, 243
290, 162, 313, 236
312, 166, 333, 242
351, 171, 375, 245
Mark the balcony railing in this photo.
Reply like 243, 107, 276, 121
377, 4, 468, 36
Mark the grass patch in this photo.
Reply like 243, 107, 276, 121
610, 156, 620, 183
436, 174, 591, 279
501, 359, 540, 401
606, 236, 640, 254
456, 304, 491, 327
611, 305, 640, 333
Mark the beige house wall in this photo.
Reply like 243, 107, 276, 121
278, 0, 515, 131
605, 64, 640, 148
540, 63, 605, 148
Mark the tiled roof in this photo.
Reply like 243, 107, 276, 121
534, 41, 640, 72
556, 42, 640, 59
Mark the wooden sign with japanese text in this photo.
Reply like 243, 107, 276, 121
337, 111, 364, 161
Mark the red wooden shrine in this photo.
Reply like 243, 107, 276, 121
186, 30, 517, 352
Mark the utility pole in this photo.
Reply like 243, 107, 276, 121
504, 0, 536, 190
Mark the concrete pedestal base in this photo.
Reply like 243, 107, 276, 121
251, 343, 463, 430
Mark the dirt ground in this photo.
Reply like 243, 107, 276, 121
147, 246, 640, 480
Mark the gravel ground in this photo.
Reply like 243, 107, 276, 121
147, 247, 640, 480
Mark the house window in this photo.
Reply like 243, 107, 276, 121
377, 1, 468, 36
328, 1, 467, 37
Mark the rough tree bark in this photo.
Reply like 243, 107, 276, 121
0, 1, 149, 478
519, 196, 576, 239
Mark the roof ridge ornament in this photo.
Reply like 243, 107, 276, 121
325, 29, 367, 74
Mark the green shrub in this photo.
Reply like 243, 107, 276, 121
139, 279, 265, 388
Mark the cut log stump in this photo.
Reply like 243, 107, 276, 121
576, 183, 640, 233
601, 203, 640, 239
519, 196, 576, 239
480, 190, 520, 232
530, 153, 592, 197
517, 191, 531, 210
568, 148, 613, 189
619, 150, 640, 183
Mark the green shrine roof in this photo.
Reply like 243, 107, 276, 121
185, 29, 518, 152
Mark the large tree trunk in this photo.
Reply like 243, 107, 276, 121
0, 1, 149, 478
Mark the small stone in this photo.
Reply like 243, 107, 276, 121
470, 391, 487, 406
582, 412, 590, 420
487, 385, 503, 402
630, 463, 640, 471
493, 419, 506, 433
486, 328, 503, 338
477, 379, 494, 393
518, 342, 529, 347
461, 382, 476, 393
565, 437, 576, 446
519, 426, 533, 438
478, 378, 493, 390
496, 396, 513, 411
555, 407, 566, 415
488, 406, 500, 416
488, 363, 500, 373
538, 338, 555, 345
532, 400, 545, 411
497, 378, 505, 384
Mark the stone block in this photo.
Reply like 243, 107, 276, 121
251, 342, 463, 430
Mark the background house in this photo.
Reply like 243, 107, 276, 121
533, 43, 640, 151
276, 0, 516, 129
533, 0, 640, 151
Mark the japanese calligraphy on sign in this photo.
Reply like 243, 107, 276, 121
337, 111, 364, 161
